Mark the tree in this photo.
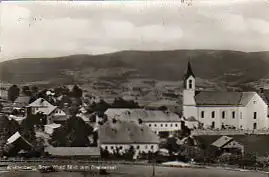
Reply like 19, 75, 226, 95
49, 116, 94, 147
31, 86, 39, 95
71, 85, 83, 98
112, 97, 139, 108
22, 86, 32, 96
178, 121, 191, 138
8, 85, 20, 102
91, 99, 111, 114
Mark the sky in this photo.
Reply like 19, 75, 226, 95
0, 0, 269, 61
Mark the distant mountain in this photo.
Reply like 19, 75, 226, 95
1, 50, 269, 89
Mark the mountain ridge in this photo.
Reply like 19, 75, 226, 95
1, 50, 269, 89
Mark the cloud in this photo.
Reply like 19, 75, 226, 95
248, 18, 269, 34
0, 1, 269, 61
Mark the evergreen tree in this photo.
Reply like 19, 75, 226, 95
8, 85, 20, 102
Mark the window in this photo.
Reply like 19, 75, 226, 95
137, 145, 140, 149
240, 112, 242, 119
232, 111, 235, 119
170, 124, 173, 127
211, 121, 215, 129
222, 111, 225, 119
154, 124, 157, 127
201, 111, 204, 118
175, 124, 178, 127
253, 123, 257, 130
105, 146, 108, 149
111, 146, 114, 149
149, 124, 151, 127
189, 80, 193, 89
254, 112, 257, 119
151, 145, 154, 149
165, 124, 168, 127
211, 111, 215, 118
161, 124, 163, 127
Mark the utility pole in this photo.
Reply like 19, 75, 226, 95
152, 159, 156, 177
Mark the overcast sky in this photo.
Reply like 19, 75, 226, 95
0, 0, 269, 61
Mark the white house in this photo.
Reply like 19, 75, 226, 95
99, 119, 160, 154
105, 108, 182, 134
28, 98, 68, 124
183, 61, 269, 130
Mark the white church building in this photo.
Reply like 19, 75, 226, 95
183, 61, 269, 130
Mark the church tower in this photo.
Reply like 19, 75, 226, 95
183, 60, 197, 119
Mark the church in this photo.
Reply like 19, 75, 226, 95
182, 61, 269, 130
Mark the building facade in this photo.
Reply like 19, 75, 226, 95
99, 119, 160, 154
183, 61, 269, 130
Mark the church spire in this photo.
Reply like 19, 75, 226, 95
183, 59, 195, 89
184, 60, 195, 79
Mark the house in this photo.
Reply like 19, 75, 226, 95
6, 132, 34, 151
183, 61, 269, 130
211, 135, 244, 154
105, 108, 181, 135
44, 146, 100, 158
99, 119, 160, 154
184, 116, 199, 129
44, 123, 61, 135
28, 98, 68, 124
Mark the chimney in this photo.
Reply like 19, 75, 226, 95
260, 88, 264, 93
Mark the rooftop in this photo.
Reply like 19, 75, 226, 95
194, 91, 256, 106
105, 108, 180, 122
211, 136, 234, 148
99, 119, 160, 144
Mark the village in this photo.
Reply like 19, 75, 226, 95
0, 62, 269, 170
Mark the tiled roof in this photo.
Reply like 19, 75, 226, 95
211, 136, 233, 148
29, 98, 54, 107
14, 96, 31, 107
105, 108, 180, 122
195, 91, 255, 106
185, 116, 197, 122
44, 123, 61, 129
45, 146, 100, 156
7, 131, 33, 147
99, 119, 160, 144
7, 132, 21, 144
29, 98, 57, 115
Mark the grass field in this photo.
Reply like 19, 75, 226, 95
0, 165, 267, 177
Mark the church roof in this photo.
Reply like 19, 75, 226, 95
184, 61, 195, 79
183, 61, 195, 89
195, 91, 256, 106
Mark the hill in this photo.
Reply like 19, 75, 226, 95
1, 50, 269, 90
